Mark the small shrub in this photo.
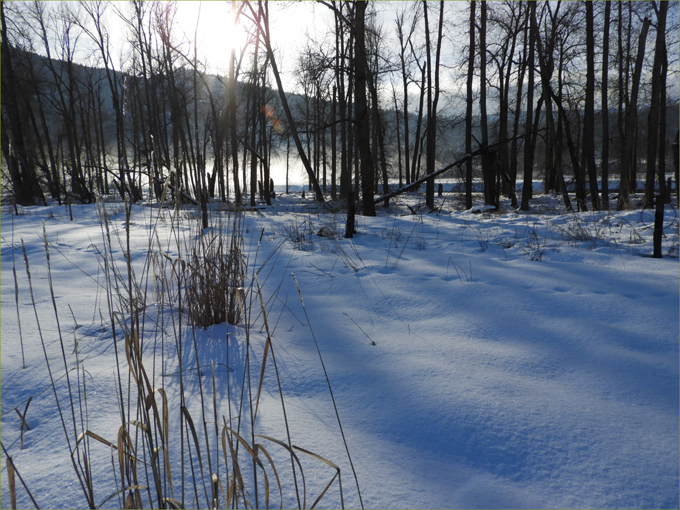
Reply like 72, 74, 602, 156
184, 233, 244, 327
629, 228, 645, 245
283, 217, 315, 251
552, 214, 611, 248
317, 225, 338, 238
477, 232, 491, 252
496, 238, 515, 249
522, 222, 546, 261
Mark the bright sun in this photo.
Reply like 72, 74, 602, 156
175, 1, 248, 74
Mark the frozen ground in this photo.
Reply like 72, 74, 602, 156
1, 190, 678, 509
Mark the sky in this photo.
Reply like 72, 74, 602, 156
172, 1, 336, 79
12, 0, 678, 126
103, 1, 466, 95
103, 0, 339, 93
12, 1, 336, 93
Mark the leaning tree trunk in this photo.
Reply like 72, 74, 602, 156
256, 1, 324, 202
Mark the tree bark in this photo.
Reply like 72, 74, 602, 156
331, 85, 338, 200
354, 0, 375, 215
520, 1, 536, 211
584, 1, 600, 210
424, 1, 444, 210
601, 1, 611, 210
229, 0, 241, 203
480, 1, 495, 207
411, 62, 426, 184
395, 6, 418, 187
510, 3, 528, 209
1, 3, 45, 205
644, 1, 668, 207
465, 0, 475, 210
618, 17, 650, 210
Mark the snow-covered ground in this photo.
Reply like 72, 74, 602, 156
1, 190, 678, 509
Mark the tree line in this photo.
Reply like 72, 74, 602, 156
2, 1, 678, 214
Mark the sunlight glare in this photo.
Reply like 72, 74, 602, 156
175, 1, 247, 74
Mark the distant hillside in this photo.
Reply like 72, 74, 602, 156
6, 45, 679, 176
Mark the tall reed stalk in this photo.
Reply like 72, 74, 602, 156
5, 196, 347, 509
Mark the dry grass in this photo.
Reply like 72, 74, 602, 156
183, 221, 244, 328
4, 197, 351, 509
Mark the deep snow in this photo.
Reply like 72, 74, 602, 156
1, 190, 678, 509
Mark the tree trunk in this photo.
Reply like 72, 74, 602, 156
500, 4, 519, 202
465, 0, 475, 210
249, 17, 261, 207
480, 1, 495, 207
424, 1, 444, 210
1, 4, 44, 205
396, 9, 413, 187
411, 62, 426, 184
644, 1, 668, 207
584, 1, 599, 210
354, 0, 375, 215
510, 3, 528, 209
618, 17, 650, 210
601, 1, 611, 210
424, 1, 433, 208
392, 85, 403, 189
659, 34, 668, 204
520, 1, 536, 211
228, 1, 241, 202
368, 77, 390, 203
331, 85, 338, 200
337, 9, 349, 200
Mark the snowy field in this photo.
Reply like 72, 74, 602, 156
1, 190, 678, 509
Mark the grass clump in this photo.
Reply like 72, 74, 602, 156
3, 198, 354, 509
184, 226, 244, 328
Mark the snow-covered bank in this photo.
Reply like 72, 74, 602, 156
2, 193, 678, 508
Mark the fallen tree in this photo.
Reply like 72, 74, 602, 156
373, 132, 533, 207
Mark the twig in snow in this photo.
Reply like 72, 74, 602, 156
343, 313, 376, 346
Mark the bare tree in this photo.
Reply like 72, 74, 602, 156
519, 0, 536, 211
601, 1, 611, 210
78, 0, 141, 201
354, 0, 375, 215
465, 0, 476, 210
395, 3, 420, 188
618, 17, 651, 210
644, 0, 669, 207
250, 0, 324, 202
1, 2, 46, 205
583, 0, 600, 210
424, 1, 444, 210
479, 1, 496, 207
533, 1, 578, 211
487, 1, 524, 207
